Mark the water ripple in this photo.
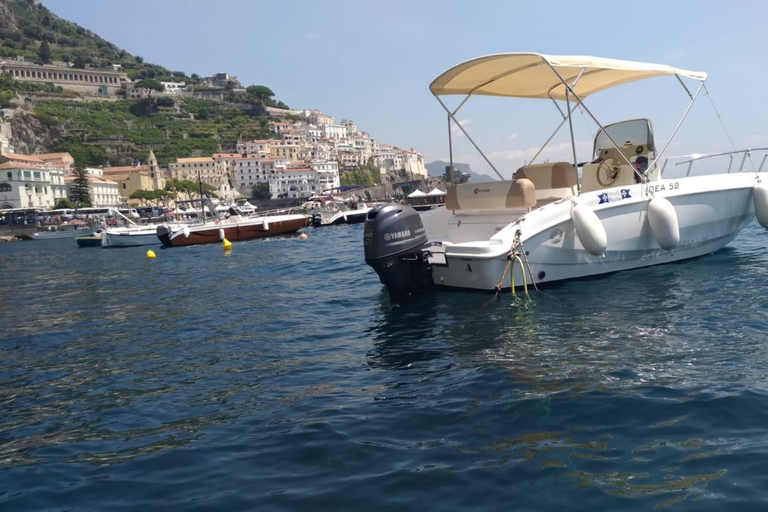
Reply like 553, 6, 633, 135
2, 222, 768, 510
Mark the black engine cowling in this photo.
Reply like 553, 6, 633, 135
364, 204, 433, 300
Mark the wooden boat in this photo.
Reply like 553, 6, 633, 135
156, 206, 309, 247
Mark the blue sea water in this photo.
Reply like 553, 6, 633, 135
1, 221, 768, 511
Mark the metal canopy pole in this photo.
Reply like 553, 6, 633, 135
545, 64, 651, 182
435, 95, 505, 180
529, 102, 579, 165
646, 80, 705, 173
447, 113, 454, 184
565, 90, 578, 170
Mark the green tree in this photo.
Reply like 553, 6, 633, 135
73, 53, 86, 69
70, 165, 92, 207
165, 178, 216, 199
245, 85, 275, 105
37, 39, 52, 65
135, 78, 164, 98
129, 189, 155, 205
54, 198, 74, 209
251, 182, 271, 200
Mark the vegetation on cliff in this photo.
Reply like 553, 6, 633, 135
0, 0, 293, 167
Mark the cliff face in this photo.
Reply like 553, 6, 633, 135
9, 111, 51, 154
0, 1, 19, 32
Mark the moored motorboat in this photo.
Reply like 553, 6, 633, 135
102, 224, 186, 248
75, 229, 104, 247
34, 222, 97, 239
364, 52, 768, 300
156, 202, 309, 247
304, 197, 371, 227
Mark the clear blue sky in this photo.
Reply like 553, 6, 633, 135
45, 0, 768, 178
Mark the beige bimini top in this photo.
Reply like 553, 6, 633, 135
429, 53, 707, 101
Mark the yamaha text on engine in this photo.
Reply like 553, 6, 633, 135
363, 204, 434, 301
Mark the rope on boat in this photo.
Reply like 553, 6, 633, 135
494, 230, 533, 299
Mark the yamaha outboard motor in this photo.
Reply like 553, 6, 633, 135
364, 204, 433, 301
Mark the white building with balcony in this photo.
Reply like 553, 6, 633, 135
66, 174, 121, 207
322, 124, 346, 141
0, 162, 54, 209
310, 160, 340, 193
270, 167, 319, 199
403, 149, 427, 177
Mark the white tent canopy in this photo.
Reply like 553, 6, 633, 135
407, 189, 427, 198
429, 53, 707, 101
427, 188, 446, 196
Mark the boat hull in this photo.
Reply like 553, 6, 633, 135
101, 225, 179, 248
33, 227, 97, 239
75, 235, 103, 247
312, 208, 370, 227
157, 215, 308, 247
428, 174, 760, 290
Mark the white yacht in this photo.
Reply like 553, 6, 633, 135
364, 53, 768, 300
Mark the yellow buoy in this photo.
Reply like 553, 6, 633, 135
299, 233, 308, 240
146, 249, 156, 259
222, 238, 232, 250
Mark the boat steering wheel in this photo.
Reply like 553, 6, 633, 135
596, 157, 620, 187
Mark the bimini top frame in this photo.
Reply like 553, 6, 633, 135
430, 52, 708, 182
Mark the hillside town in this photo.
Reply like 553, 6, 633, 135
0, 55, 432, 210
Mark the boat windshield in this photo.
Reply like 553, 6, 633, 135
594, 119, 654, 158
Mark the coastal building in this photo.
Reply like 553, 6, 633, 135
0, 58, 129, 97
281, 128, 306, 146
271, 143, 303, 162
270, 166, 318, 199
304, 110, 334, 126
225, 154, 260, 194
198, 72, 241, 89
373, 144, 405, 172
0, 161, 55, 209
310, 160, 341, 193
338, 149, 365, 170
169, 156, 233, 200
306, 126, 322, 142
322, 124, 346, 141
65, 171, 121, 207
1, 152, 70, 203
270, 122, 293, 136
102, 165, 155, 199
403, 148, 428, 177
161, 82, 186, 94
146, 151, 166, 190
236, 139, 272, 157
341, 120, 358, 136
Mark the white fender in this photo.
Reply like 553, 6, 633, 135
263, 219, 269, 231
218, 228, 225, 241
572, 204, 607, 257
647, 196, 679, 251
753, 182, 768, 229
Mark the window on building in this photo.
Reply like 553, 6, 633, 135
0, 183, 11, 192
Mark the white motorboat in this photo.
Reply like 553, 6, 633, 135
306, 199, 371, 227
102, 224, 181, 248
99, 208, 180, 248
33, 223, 97, 239
364, 53, 768, 300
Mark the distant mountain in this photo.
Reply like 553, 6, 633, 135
425, 160, 495, 183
